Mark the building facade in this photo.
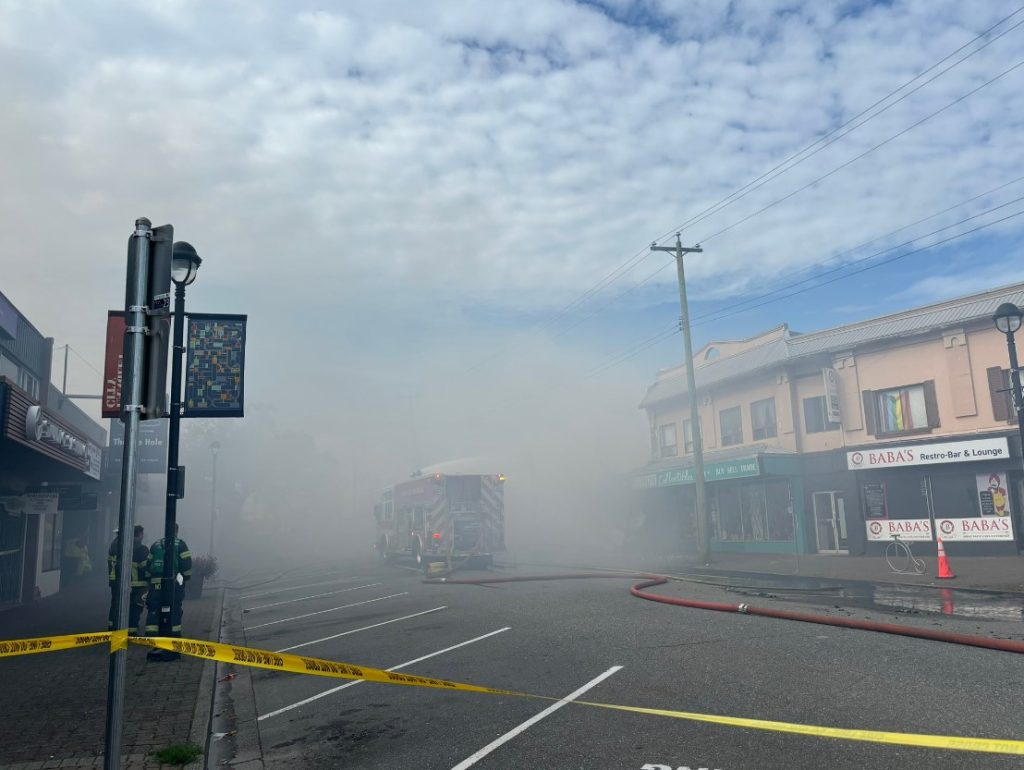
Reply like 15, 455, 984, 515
635, 283, 1024, 558
0, 290, 107, 605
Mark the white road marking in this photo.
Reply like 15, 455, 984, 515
257, 626, 511, 722
276, 606, 448, 653
240, 576, 373, 601
246, 593, 408, 630
245, 583, 382, 611
449, 665, 623, 770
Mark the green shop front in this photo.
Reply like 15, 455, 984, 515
632, 452, 809, 554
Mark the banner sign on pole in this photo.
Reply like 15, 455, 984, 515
102, 312, 126, 419
183, 313, 247, 418
107, 419, 168, 474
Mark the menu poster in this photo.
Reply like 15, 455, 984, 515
862, 482, 888, 519
977, 472, 1011, 517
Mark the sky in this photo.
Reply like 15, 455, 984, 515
2, 0, 1024, 559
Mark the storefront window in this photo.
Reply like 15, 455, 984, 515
41, 512, 62, 572
711, 480, 795, 542
741, 483, 767, 540
714, 484, 743, 540
765, 480, 795, 541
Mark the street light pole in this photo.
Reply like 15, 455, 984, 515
651, 235, 710, 564
209, 441, 220, 554
993, 303, 1024, 476
155, 243, 201, 653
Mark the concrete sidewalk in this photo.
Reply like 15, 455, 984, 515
0, 575, 222, 769
673, 552, 1024, 592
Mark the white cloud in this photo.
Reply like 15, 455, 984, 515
1, 0, 1023, 422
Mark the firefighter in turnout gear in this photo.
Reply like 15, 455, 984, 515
144, 523, 192, 660
108, 525, 149, 633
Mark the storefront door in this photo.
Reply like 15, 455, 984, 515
813, 491, 848, 553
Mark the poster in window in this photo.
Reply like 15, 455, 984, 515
183, 314, 247, 418
861, 482, 888, 519
977, 472, 1010, 517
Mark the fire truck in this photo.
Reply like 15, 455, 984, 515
373, 472, 505, 568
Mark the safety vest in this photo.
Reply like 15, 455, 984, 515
147, 537, 192, 590
107, 539, 149, 588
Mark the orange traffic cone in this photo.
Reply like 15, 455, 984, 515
936, 537, 956, 580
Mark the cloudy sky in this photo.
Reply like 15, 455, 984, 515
3, 0, 1024, 491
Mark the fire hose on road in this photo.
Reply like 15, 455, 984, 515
425, 571, 1024, 655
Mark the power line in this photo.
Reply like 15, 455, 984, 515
551, 7, 1024, 326
663, 9, 1024, 240
585, 205, 1024, 379
695, 57, 1024, 245
690, 186, 1024, 323
467, 10, 1024, 373
559, 174, 1024, 344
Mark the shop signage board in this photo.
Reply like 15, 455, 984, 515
823, 368, 841, 423
865, 518, 932, 541
847, 437, 1009, 470
935, 516, 1014, 541
634, 457, 760, 489
24, 493, 59, 516
107, 419, 167, 474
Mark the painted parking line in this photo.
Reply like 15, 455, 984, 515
257, 626, 512, 722
240, 576, 374, 601
245, 593, 408, 630
276, 606, 449, 653
449, 666, 624, 770
245, 583, 382, 612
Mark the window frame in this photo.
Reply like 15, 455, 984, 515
864, 381, 938, 438
682, 419, 695, 454
750, 397, 778, 441
658, 423, 678, 458
719, 406, 743, 447
803, 395, 840, 434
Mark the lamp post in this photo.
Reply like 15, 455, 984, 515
993, 302, 1024, 474
155, 242, 201, 652
209, 440, 220, 554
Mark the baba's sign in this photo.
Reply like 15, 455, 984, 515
865, 518, 933, 542
848, 438, 1009, 470
936, 517, 1015, 542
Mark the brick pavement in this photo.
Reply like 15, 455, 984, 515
0, 575, 221, 769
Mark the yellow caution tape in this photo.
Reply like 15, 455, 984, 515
0, 631, 113, 657
2, 630, 1022, 755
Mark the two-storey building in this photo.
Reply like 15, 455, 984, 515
635, 283, 1024, 558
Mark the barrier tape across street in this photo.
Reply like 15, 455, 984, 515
2, 630, 1022, 756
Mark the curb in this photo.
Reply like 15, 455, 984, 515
185, 587, 225, 770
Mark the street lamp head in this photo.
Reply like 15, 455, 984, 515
993, 302, 1022, 335
171, 241, 202, 287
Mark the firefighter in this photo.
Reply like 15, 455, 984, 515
144, 523, 192, 661
107, 525, 149, 633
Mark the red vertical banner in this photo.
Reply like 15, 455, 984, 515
103, 311, 126, 418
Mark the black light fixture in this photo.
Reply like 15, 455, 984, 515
993, 302, 1023, 335
171, 241, 202, 286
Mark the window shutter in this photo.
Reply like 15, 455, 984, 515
862, 390, 877, 435
922, 380, 939, 428
988, 367, 1009, 422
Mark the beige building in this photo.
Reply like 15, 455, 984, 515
634, 283, 1024, 557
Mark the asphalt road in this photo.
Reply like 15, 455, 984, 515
219, 558, 1024, 770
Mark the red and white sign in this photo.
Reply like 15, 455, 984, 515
865, 518, 933, 542
102, 311, 126, 419
847, 437, 1009, 470
935, 517, 1015, 542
